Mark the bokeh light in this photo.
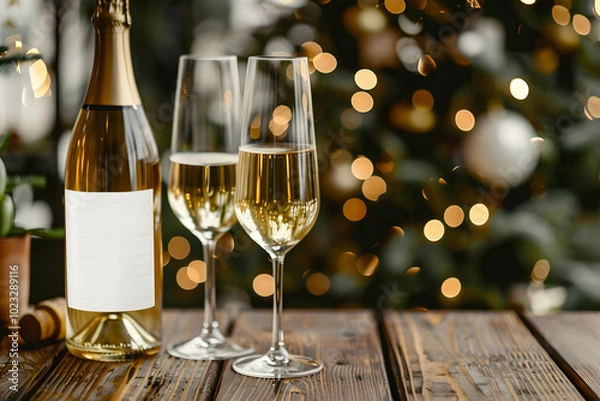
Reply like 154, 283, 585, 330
306, 272, 330, 295
520, 0, 535, 4
441, 277, 461, 298
354, 68, 378, 90
396, 37, 423, 72
510, 78, 529, 100
357, 8, 387, 33
531, 259, 550, 283
423, 219, 445, 242
469, 203, 490, 226
28, 50, 51, 98
351, 91, 374, 113
398, 14, 422, 35
552, 5, 570, 26
362, 176, 387, 201
417, 54, 437, 76
176, 266, 198, 290
406, 266, 420, 277
341, 108, 363, 129
168, 236, 191, 260
351, 156, 374, 179
299, 41, 323, 59
586, 96, 600, 119
343, 198, 367, 221
253, 274, 274, 297
444, 205, 465, 228
338, 251, 358, 272
313, 52, 337, 73
412, 89, 434, 110
356, 253, 379, 276
384, 0, 406, 14
186, 260, 207, 284
572, 14, 591, 36
288, 23, 318, 46
455, 109, 476, 131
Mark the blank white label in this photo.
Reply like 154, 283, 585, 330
65, 190, 155, 312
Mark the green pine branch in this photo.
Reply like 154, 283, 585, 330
0, 45, 41, 75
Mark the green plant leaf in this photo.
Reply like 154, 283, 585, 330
0, 52, 41, 75
6, 175, 47, 192
8, 226, 65, 239
0, 132, 11, 155
0, 157, 6, 197
0, 194, 15, 236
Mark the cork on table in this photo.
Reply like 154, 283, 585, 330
1, 309, 600, 400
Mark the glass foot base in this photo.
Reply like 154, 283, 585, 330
167, 336, 254, 360
232, 353, 324, 378
67, 313, 160, 361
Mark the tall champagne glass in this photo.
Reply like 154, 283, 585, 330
233, 56, 323, 378
167, 55, 253, 360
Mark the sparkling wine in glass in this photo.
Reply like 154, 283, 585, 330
232, 56, 323, 378
167, 55, 253, 360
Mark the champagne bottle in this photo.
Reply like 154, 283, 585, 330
64, 0, 162, 361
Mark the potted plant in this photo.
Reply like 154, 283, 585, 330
0, 46, 62, 330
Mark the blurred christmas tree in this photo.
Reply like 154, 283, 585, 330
172, 0, 600, 313
6, 0, 599, 312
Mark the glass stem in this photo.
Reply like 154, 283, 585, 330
267, 255, 290, 366
201, 238, 225, 346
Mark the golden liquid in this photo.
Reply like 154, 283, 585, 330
168, 152, 238, 242
64, 105, 162, 361
235, 144, 319, 256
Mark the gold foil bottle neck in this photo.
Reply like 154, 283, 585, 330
92, 0, 131, 28
83, 0, 140, 106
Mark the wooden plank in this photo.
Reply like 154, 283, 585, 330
523, 312, 600, 401
20, 309, 231, 400
0, 338, 65, 401
214, 310, 393, 401
383, 311, 585, 400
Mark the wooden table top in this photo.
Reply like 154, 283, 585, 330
1, 309, 599, 400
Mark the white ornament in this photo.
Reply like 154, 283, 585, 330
462, 109, 539, 188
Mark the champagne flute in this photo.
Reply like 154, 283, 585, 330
233, 56, 323, 378
167, 55, 254, 360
